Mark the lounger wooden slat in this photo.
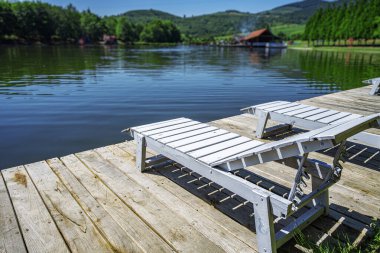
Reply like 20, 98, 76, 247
275, 104, 310, 114
331, 114, 362, 125
142, 121, 201, 135
305, 110, 339, 121
318, 112, 352, 124
199, 140, 264, 165
265, 103, 300, 112
177, 133, 239, 153
284, 106, 318, 116
167, 129, 229, 147
256, 101, 291, 110
294, 108, 329, 118
151, 123, 209, 140
160, 126, 217, 143
132, 117, 190, 132
188, 136, 252, 158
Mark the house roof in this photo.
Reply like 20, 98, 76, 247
241, 28, 279, 41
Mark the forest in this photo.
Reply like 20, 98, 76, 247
304, 0, 380, 45
0, 1, 181, 43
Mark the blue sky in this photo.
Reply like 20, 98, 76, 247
40, 0, 301, 16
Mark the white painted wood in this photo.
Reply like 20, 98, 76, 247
188, 136, 252, 159
318, 112, 351, 124
265, 102, 300, 112
275, 104, 310, 114
199, 140, 263, 165
178, 133, 240, 153
135, 134, 147, 172
167, 129, 229, 147
139, 135, 292, 217
151, 123, 209, 140
256, 101, 290, 110
132, 117, 190, 132
294, 108, 329, 119
252, 192, 276, 253
142, 121, 200, 135
255, 110, 269, 138
284, 106, 317, 116
305, 110, 339, 121
330, 114, 362, 125
159, 126, 218, 144
0, 173, 27, 253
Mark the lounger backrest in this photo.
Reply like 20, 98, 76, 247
212, 113, 380, 169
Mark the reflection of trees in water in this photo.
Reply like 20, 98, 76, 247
272, 50, 379, 91
0, 46, 111, 87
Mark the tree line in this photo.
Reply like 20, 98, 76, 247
0, 1, 181, 43
304, 0, 380, 46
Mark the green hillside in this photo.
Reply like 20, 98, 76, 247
120, 0, 351, 39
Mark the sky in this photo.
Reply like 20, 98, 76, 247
38, 0, 303, 17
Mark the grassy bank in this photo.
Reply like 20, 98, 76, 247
289, 42, 380, 54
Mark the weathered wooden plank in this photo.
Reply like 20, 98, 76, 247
256, 101, 290, 110
167, 129, 229, 147
331, 114, 363, 125
75, 150, 225, 253
24, 161, 114, 253
265, 103, 300, 112
96, 144, 258, 253
50, 157, 173, 253
2, 166, 70, 253
283, 106, 318, 116
0, 173, 27, 253
275, 104, 310, 114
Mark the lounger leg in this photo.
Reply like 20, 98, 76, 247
256, 110, 269, 139
253, 192, 277, 253
135, 134, 147, 172
369, 80, 380, 95
311, 176, 329, 215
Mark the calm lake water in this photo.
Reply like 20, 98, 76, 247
1, 45, 379, 169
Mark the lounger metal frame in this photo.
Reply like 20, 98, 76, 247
363, 77, 380, 95
127, 115, 379, 253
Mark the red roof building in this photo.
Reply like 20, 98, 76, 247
241, 28, 281, 43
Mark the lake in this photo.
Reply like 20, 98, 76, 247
1, 45, 379, 169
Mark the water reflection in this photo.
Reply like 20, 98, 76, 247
0, 45, 379, 169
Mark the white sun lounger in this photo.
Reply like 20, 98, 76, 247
363, 77, 380, 95
127, 114, 380, 253
242, 101, 380, 149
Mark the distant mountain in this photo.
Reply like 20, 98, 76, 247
119, 0, 351, 38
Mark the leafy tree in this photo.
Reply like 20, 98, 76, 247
103, 15, 118, 35
54, 4, 81, 41
80, 9, 105, 41
115, 16, 139, 42
140, 20, 181, 43
0, 1, 16, 37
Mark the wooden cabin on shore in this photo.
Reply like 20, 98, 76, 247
241, 28, 287, 48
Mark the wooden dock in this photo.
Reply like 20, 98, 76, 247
1, 85, 379, 253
